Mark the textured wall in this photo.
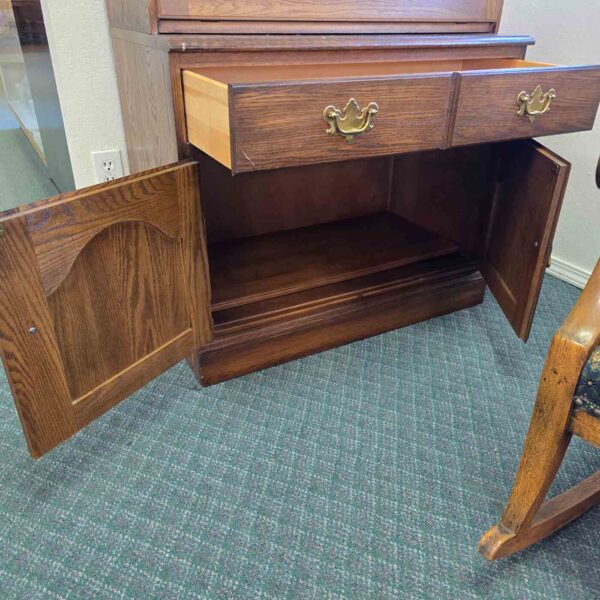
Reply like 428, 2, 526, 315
501, 1, 600, 286
40, 0, 129, 188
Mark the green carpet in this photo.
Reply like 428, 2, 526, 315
1, 275, 599, 599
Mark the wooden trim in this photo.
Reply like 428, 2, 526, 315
73, 330, 193, 427
161, 33, 535, 53
570, 411, 600, 448
0, 217, 77, 458
158, 20, 495, 35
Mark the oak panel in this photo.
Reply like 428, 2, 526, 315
158, 0, 499, 23
47, 222, 189, 399
231, 75, 453, 172
453, 65, 600, 146
0, 162, 211, 457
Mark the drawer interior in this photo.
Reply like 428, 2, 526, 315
185, 59, 557, 86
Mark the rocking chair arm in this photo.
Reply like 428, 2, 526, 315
556, 259, 600, 357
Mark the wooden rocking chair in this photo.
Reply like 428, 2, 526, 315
478, 258, 600, 559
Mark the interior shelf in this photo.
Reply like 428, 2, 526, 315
209, 212, 460, 311
212, 254, 476, 335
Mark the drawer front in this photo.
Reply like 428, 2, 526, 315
452, 66, 600, 146
159, 0, 497, 22
230, 76, 453, 172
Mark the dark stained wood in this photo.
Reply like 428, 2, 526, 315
197, 152, 392, 243
209, 213, 459, 310
453, 65, 600, 146
164, 32, 532, 53
213, 254, 475, 335
0, 162, 211, 457
230, 75, 453, 172
158, 19, 495, 35
390, 145, 494, 255
481, 141, 570, 341
479, 259, 600, 560
197, 266, 485, 385
158, 0, 502, 25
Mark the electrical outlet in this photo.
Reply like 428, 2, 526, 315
92, 150, 124, 183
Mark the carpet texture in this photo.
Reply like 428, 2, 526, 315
1, 275, 599, 599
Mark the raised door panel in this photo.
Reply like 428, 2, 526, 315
482, 141, 570, 341
0, 162, 212, 458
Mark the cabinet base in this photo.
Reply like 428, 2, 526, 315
193, 266, 485, 386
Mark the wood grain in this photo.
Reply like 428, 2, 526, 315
569, 411, 600, 448
478, 260, 600, 560
453, 65, 600, 146
183, 71, 231, 169
106, 0, 158, 33
158, 0, 500, 23
111, 33, 178, 174
47, 222, 189, 399
26, 170, 182, 295
197, 267, 485, 385
213, 255, 475, 335
0, 217, 77, 458
158, 19, 495, 35
0, 162, 211, 457
390, 145, 494, 255
230, 75, 453, 172
209, 213, 459, 310
197, 152, 391, 243
482, 141, 569, 340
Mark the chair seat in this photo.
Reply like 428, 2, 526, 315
573, 346, 600, 417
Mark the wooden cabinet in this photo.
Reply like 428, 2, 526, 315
1, 0, 598, 457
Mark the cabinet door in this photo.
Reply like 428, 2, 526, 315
482, 141, 570, 341
0, 162, 212, 458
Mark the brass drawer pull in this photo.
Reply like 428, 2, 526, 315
516, 85, 556, 123
324, 98, 379, 143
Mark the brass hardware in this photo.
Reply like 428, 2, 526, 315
516, 85, 556, 123
323, 98, 379, 143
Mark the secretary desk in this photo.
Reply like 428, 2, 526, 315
2, 0, 600, 457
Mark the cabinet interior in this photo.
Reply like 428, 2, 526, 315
198, 143, 498, 336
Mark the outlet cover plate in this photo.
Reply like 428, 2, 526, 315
92, 149, 124, 183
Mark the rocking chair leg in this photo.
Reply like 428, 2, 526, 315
478, 337, 584, 560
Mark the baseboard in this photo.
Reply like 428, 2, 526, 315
547, 256, 591, 289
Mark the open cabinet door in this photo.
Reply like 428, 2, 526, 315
0, 162, 212, 458
482, 141, 570, 341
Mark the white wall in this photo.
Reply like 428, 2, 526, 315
501, 1, 600, 287
40, 0, 129, 189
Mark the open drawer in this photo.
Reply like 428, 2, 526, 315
182, 58, 600, 173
